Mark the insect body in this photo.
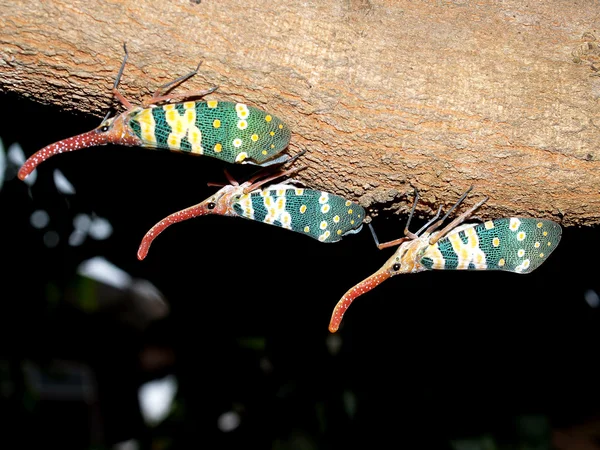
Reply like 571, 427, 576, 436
137, 164, 366, 260
18, 45, 291, 181
328, 187, 562, 332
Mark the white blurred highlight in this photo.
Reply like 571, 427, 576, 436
584, 289, 600, 308
68, 229, 87, 247
30, 209, 50, 229
53, 169, 76, 194
0, 137, 5, 190
89, 216, 113, 240
217, 411, 241, 432
77, 256, 133, 290
138, 374, 177, 426
113, 440, 139, 450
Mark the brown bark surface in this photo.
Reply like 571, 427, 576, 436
1, 0, 599, 226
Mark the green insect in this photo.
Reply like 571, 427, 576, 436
328, 187, 562, 332
137, 162, 366, 260
18, 44, 291, 181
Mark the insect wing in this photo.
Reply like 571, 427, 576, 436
128, 101, 290, 164
232, 186, 365, 242
420, 218, 561, 273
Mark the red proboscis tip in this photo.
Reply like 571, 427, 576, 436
137, 204, 210, 260
18, 131, 108, 180
328, 271, 390, 333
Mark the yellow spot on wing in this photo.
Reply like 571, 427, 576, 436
265, 115, 272, 122
207, 100, 218, 108
318, 230, 331, 242
214, 143, 222, 153
280, 212, 292, 229
213, 119, 221, 128
166, 109, 178, 122
236, 103, 249, 119
136, 109, 157, 144
188, 126, 203, 154
465, 227, 478, 248
168, 134, 181, 149
174, 119, 184, 135
484, 221, 494, 229
509, 218, 521, 231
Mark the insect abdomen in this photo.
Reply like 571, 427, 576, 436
128, 101, 291, 164
420, 218, 562, 273
232, 187, 365, 242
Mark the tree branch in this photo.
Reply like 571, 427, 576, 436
1, 0, 599, 226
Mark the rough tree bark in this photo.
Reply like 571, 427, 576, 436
1, 0, 599, 226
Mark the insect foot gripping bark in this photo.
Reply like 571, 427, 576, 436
137, 154, 366, 260
18, 43, 292, 181
328, 186, 563, 333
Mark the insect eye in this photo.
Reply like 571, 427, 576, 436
392, 263, 401, 271
207, 202, 216, 210
99, 125, 110, 132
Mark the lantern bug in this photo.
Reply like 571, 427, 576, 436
18, 43, 292, 181
328, 186, 562, 332
137, 153, 367, 260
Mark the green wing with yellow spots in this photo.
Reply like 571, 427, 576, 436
232, 185, 366, 242
420, 218, 562, 273
128, 101, 291, 164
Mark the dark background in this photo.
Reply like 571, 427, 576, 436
1, 92, 599, 450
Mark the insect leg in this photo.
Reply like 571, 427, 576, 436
420, 185, 474, 237
428, 194, 488, 245
368, 223, 410, 249
368, 189, 421, 249
109, 42, 134, 111
146, 61, 219, 106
